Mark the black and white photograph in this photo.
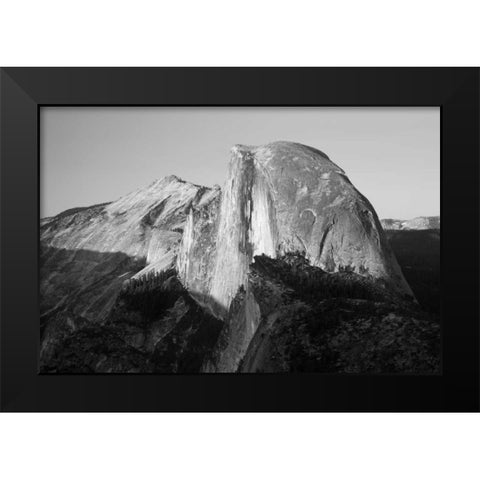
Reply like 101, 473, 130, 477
2, 4, 480, 478
40, 107, 441, 374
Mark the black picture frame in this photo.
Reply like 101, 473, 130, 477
1, 67, 478, 412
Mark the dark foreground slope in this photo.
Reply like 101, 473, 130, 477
384, 229, 440, 315
39, 226, 441, 374
233, 254, 439, 373
41, 268, 223, 373
41, 253, 440, 373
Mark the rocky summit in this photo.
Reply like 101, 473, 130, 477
40, 141, 440, 373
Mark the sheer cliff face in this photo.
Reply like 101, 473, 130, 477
208, 147, 278, 312
175, 186, 221, 307
177, 141, 413, 317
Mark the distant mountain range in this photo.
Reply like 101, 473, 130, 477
380, 216, 440, 231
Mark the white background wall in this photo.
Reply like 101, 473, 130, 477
1, 1, 479, 479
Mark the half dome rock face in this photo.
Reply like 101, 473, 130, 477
250, 142, 412, 298
179, 141, 414, 316
40, 141, 436, 375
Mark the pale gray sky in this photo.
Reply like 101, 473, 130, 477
40, 107, 440, 219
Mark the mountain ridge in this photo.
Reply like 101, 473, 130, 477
40, 141, 439, 373
381, 216, 440, 231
